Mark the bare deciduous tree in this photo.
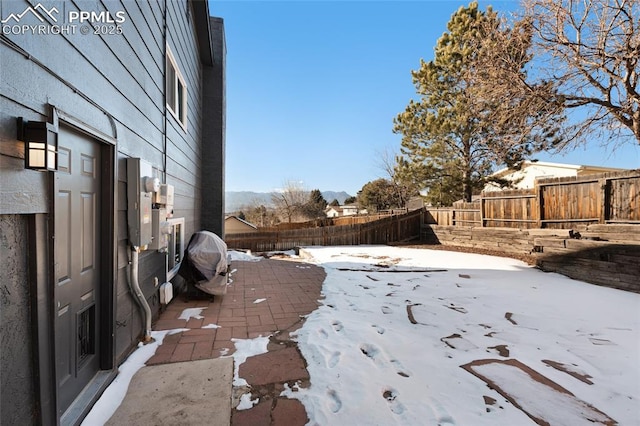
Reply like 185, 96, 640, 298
270, 180, 309, 223
240, 200, 279, 227
479, 0, 639, 148
375, 146, 418, 208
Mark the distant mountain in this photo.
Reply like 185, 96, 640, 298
225, 192, 272, 212
225, 190, 352, 213
321, 191, 352, 205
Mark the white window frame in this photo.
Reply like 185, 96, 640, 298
166, 217, 185, 281
166, 45, 187, 130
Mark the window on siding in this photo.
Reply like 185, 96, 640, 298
166, 46, 187, 129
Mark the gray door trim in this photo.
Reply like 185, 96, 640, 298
33, 106, 118, 425
54, 108, 118, 372
53, 107, 118, 146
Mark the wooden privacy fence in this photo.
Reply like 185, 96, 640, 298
225, 209, 423, 252
424, 201, 483, 226
424, 169, 639, 229
331, 212, 401, 226
255, 213, 402, 231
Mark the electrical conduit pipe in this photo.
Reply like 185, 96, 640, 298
129, 247, 152, 342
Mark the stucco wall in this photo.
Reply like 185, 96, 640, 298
0, 214, 36, 424
0, 1, 224, 420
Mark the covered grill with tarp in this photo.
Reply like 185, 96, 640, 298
178, 231, 229, 296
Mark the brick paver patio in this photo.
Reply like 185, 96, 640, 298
147, 255, 326, 425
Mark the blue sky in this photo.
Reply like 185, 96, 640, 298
210, 0, 640, 196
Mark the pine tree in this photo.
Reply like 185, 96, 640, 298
344, 196, 357, 205
303, 189, 328, 219
357, 179, 402, 212
394, 2, 560, 203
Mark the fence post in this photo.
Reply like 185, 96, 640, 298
480, 195, 485, 227
536, 184, 544, 228
599, 178, 610, 224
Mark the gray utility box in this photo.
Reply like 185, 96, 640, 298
127, 158, 156, 248
149, 208, 170, 251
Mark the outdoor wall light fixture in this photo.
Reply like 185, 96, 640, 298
18, 118, 58, 171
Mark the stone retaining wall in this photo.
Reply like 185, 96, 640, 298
422, 224, 640, 293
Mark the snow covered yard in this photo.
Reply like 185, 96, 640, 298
286, 245, 640, 425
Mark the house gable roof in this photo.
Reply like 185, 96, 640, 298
491, 161, 626, 178
225, 215, 257, 229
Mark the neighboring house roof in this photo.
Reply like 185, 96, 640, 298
485, 161, 628, 191
326, 205, 364, 217
225, 215, 257, 230
491, 161, 626, 179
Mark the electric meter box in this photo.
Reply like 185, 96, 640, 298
149, 208, 171, 251
127, 158, 154, 247
154, 184, 174, 210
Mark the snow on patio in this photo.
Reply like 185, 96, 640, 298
284, 245, 639, 425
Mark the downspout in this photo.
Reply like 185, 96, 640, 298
127, 0, 168, 345
129, 248, 152, 342
163, 0, 169, 282
163, 0, 168, 185
126, 0, 167, 343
